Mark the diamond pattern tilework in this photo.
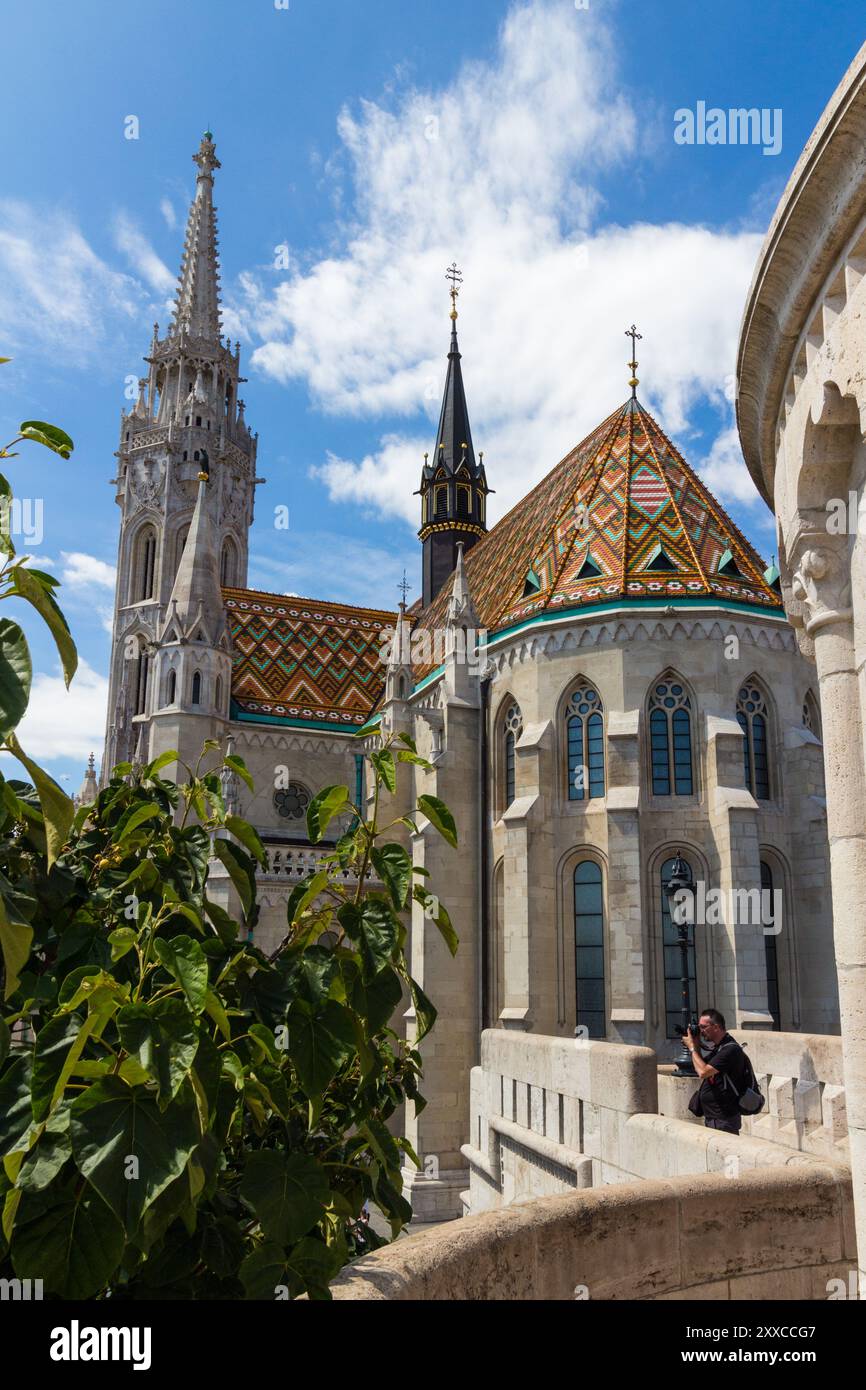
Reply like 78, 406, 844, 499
225, 588, 394, 726
410, 397, 781, 678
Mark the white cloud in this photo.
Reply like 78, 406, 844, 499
113, 212, 175, 294
0, 201, 142, 354
0, 657, 108, 763
695, 424, 765, 507
61, 551, 117, 590
232, 0, 764, 522
160, 198, 177, 230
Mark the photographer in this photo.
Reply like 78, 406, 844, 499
685, 1008, 750, 1134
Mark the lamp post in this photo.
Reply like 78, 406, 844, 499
664, 850, 697, 1077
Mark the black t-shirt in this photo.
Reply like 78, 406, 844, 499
698, 1034, 750, 1119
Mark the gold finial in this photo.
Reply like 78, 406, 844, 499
446, 261, 463, 320
624, 323, 643, 398
197, 471, 209, 482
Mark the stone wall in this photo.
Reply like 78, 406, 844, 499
464, 1028, 849, 1214
332, 1164, 855, 1301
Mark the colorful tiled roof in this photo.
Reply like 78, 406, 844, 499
225, 588, 394, 729
412, 397, 782, 676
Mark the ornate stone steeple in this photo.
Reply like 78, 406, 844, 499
170, 132, 223, 343
102, 133, 259, 780
418, 265, 491, 607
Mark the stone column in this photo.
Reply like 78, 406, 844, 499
792, 540, 866, 1293
605, 711, 645, 1044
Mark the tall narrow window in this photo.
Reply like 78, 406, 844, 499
220, 537, 237, 587
565, 683, 605, 801
802, 689, 822, 741
761, 860, 781, 1030
215, 676, 222, 712
503, 702, 523, 808
134, 527, 157, 602
649, 677, 693, 796
661, 854, 696, 1039
435, 485, 448, 518
165, 668, 176, 706
191, 671, 202, 705
737, 682, 771, 800
574, 861, 605, 1039
134, 648, 149, 716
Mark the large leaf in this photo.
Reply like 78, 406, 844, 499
211, 836, 254, 917
0, 1053, 33, 1157
117, 1000, 199, 1105
306, 784, 349, 844
226, 815, 266, 865
152, 934, 209, 1014
223, 753, 254, 793
0, 888, 33, 1000
239, 1150, 329, 1246
15, 1106, 72, 1192
0, 618, 31, 741
12, 1182, 123, 1299
18, 420, 74, 458
288, 998, 355, 1100
5, 732, 74, 867
370, 748, 396, 794
116, 801, 161, 841
32, 1013, 83, 1122
416, 794, 458, 848
7, 564, 77, 687
70, 1074, 199, 1235
371, 841, 412, 911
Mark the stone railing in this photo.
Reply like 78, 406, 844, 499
331, 1163, 855, 1300
464, 1029, 849, 1215
258, 842, 380, 888
658, 1030, 848, 1162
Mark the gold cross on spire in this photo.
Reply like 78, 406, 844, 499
622, 321, 644, 397
446, 262, 463, 320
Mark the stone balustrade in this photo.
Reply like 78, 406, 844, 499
463, 1028, 849, 1215
332, 1163, 855, 1300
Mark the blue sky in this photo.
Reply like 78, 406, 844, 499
1, 0, 864, 788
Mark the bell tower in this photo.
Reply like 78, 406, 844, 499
418, 264, 490, 608
102, 132, 259, 776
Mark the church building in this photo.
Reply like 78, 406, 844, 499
97, 134, 837, 1222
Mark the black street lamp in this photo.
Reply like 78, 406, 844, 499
664, 850, 698, 1077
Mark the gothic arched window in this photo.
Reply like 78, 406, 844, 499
503, 701, 523, 809
133, 645, 149, 716
215, 676, 223, 712
165, 668, 176, 706
802, 688, 822, 741
565, 682, 604, 801
175, 525, 190, 576
574, 860, 605, 1039
737, 681, 771, 800
660, 853, 696, 1038
649, 676, 693, 796
761, 859, 781, 1030
191, 671, 202, 706
220, 537, 237, 588
133, 526, 157, 603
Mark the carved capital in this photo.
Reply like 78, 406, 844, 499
790, 540, 852, 635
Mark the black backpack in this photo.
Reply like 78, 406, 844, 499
723, 1046, 765, 1115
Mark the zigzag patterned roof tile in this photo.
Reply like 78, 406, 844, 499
412, 397, 782, 678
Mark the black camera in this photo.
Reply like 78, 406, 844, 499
674, 1023, 700, 1038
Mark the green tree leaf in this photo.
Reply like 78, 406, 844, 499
211, 836, 254, 917
306, 784, 349, 843
224, 754, 254, 792
152, 935, 209, 1015
371, 748, 396, 793
226, 815, 266, 865
12, 1182, 124, 1299
70, 1075, 199, 1235
7, 564, 77, 687
239, 1150, 329, 1246
0, 889, 33, 1000
117, 1000, 199, 1105
0, 618, 31, 742
18, 420, 74, 458
416, 794, 458, 848
5, 731, 73, 867
371, 841, 413, 911
288, 998, 355, 1100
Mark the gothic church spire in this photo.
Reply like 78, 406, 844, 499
170, 131, 223, 343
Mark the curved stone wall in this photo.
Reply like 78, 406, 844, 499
332, 1164, 854, 1301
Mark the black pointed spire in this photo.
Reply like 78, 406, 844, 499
419, 265, 491, 607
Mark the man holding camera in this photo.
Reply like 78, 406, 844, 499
684, 1008, 750, 1134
